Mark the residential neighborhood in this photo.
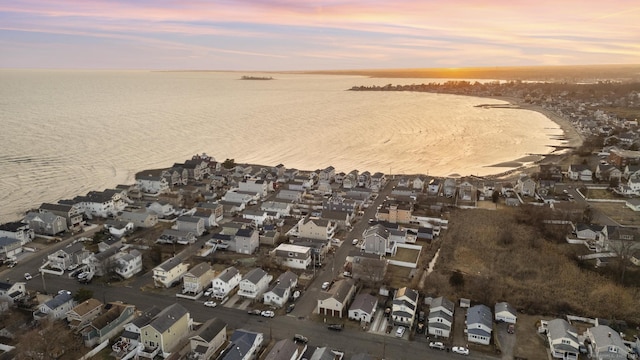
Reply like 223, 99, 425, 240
0, 80, 640, 359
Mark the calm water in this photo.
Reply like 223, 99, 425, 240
0, 70, 563, 222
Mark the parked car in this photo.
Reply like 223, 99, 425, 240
204, 288, 214, 297
24, 273, 32, 281
508, 324, 515, 334
416, 322, 425, 334
452, 346, 469, 355
396, 326, 406, 338
66, 264, 79, 271
321, 281, 330, 290
385, 324, 393, 334
429, 342, 446, 350
247, 309, 261, 315
204, 301, 217, 308
286, 304, 295, 313
293, 334, 308, 344
352, 238, 359, 245
261, 310, 275, 318
327, 324, 344, 331
58, 289, 71, 295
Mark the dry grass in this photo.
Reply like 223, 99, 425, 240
393, 247, 420, 263
590, 202, 639, 226
513, 314, 548, 360
427, 208, 640, 324
385, 264, 414, 288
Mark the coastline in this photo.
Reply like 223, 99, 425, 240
478, 96, 583, 181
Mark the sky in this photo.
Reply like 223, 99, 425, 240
1, 0, 639, 71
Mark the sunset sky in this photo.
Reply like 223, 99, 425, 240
1, 0, 639, 70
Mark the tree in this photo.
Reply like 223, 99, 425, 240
449, 271, 465, 288
74, 287, 93, 303
222, 158, 236, 169
491, 190, 500, 203
15, 319, 83, 359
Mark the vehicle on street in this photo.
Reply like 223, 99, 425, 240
321, 281, 330, 290
247, 309, 261, 315
395, 326, 406, 338
385, 324, 393, 334
352, 238, 359, 245
452, 346, 469, 355
58, 290, 71, 295
6, 261, 17, 268
204, 288, 213, 297
204, 301, 217, 308
327, 324, 344, 331
293, 334, 308, 343
429, 342, 446, 350
24, 273, 32, 281
286, 304, 295, 313
416, 322, 425, 334
261, 310, 275, 318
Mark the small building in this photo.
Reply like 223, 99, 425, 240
466, 304, 493, 345
494, 302, 517, 324
139, 303, 192, 358
317, 279, 356, 318
546, 318, 579, 360
219, 329, 264, 360
391, 287, 418, 328
182, 262, 217, 295
66, 298, 103, 330
263, 271, 298, 308
428, 296, 454, 338
34, 292, 76, 321
348, 293, 378, 323
273, 243, 312, 270
152, 257, 189, 288
211, 266, 242, 300
0, 281, 26, 305
238, 268, 272, 300
586, 325, 628, 360
188, 318, 227, 360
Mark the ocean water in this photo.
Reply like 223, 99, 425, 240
0, 70, 563, 222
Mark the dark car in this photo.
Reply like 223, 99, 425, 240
327, 323, 344, 331
286, 304, 295, 313
247, 309, 261, 315
293, 334, 308, 344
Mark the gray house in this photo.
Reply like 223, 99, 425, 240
466, 304, 492, 345
24, 212, 68, 236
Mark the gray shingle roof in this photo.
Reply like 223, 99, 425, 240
218, 267, 239, 282
148, 303, 188, 333
243, 268, 268, 285
467, 304, 492, 329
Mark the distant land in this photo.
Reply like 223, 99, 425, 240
297, 64, 640, 82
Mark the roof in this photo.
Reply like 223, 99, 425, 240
242, 268, 268, 285
428, 309, 453, 323
43, 292, 74, 310
222, 329, 262, 360
70, 298, 103, 316
395, 287, 418, 303
430, 296, 454, 313
131, 306, 162, 328
147, 303, 188, 333
589, 325, 627, 351
264, 339, 298, 360
0, 237, 21, 247
321, 279, 354, 304
187, 262, 211, 278
349, 293, 377, 314
217, 267, 240, 282
156, 257, 184, 272
235, 228, 254, 238
467, 304, 492, 328
495, 302, 517, 317
192, 318, 227, 343
547, 319, 578, 343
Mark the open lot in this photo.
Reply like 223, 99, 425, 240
393, 247, 420, 264
590, 201, 638, 226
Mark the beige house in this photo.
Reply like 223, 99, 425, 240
66, 298, 103, 330
118, 211, 158, 228
375, 200, 413, 224
182, 262, 217, 295
317, 279, 356, 318
153, 257, 189, 288
297, 216, 336, 240
188, 318, 227, 360
139, 303, 192, 359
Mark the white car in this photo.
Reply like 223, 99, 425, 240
321, 281, 330, 290
67, 264, 79, 271
204, 288, 214, 297
452, 346, 469, 355
395, 326, 406, 338
204, 301, 217, 308
351, 238, 359, 245
58, 290, 71, 295
261, 310, 275, 318
429, 342, 446, 350
24, 273, 32, 281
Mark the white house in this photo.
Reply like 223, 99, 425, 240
0, 281, 26, 305
238, 268, 272, 300
135, 170, 170, 194
176, 216, 205, 237
260, 201, 292, 218
348, 293, 378, 323
114, 249, 143, 279
586, 325, 628, 360
567, 164, 593, 182
428, 296, 454, 338
273, 243, 311, 270
391, 287, 418, 328
466, 304, 493, 345
238, 179, 269, 198
263, 271, 297, 308
211, 266, 241, 300
152, 257, 189, 288
317, 279, 356, 318
494, 302, 517, 324
34, 292, 76, 321
546, 319, 579, 360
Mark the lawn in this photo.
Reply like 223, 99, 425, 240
590, 202, 639, 226
393, 247, 421, 264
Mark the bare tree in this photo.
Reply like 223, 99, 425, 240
15, 319, 83, 360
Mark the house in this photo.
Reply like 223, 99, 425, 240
156, 229, 196, 245
242, 209, 269, 227
139, 303, 192, 358
428, 296, 454, 338
211, 266, 242, 300
567, 164, 593, 182
297, 216, 336, 240
375, 200, 413, 224
626, 198, 640, 212
264, 339, 301, 360
176, 216, 205, 237
195, 202, 224, 225
39, 202, 84, 229
182, 262, 217, 295
623, 164, 640, 179
0, 221, 34, 245
260, 201, 292, 218
348, 293, 378, 323
135, 169, 170, 194
466, 304, 493, 345
321, 210, 353, 230
238, 268, 272, 300
104, 219, 134, 238
81, 302, 136, 347
362, 224, 396, 256
515, 176, 537, 197
188, 318, 227, 360
317, 278, 356, 318
23, 212, 68, 236
114, 249, 143, 279
113, 306, 161, 358
263, 271, 298, 308
118, 211, 158, 228
494, 302, 517, 324
47, 242, 89, 271
274, 243, 311, 270
595, 164, 623, 182
66, 298, 103, 330
83, 246, 119, 277
238, 178, 269, 198
233, 228, 259, 255
586, 325, 628, 360
0, 237, 22, 258
147, 201, 177, 218
427, 179, 441, 195
323, 196, 360, 214
0, 281, 26, 305
152, 257, 189, 288
219, 329, 264, 360
34, 292, 76, 321
392, 287, 418, 328
575, 223, 605, 241
546, 318, 579, 360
